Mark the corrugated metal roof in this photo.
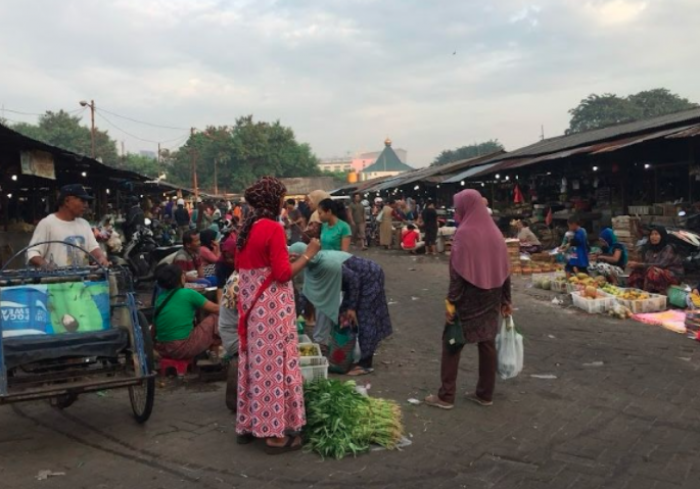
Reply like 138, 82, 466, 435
444, 162, 501, 183
491, 107, 700, 162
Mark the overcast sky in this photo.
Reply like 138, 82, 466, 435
1, 0, 698, 166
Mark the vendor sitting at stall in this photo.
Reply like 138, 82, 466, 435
590, 228, 628, 284
563, 216, 589, 276
515, 220, 542, 254
172, 230, 213, 287
627, 225, 683, 293
153, 264, 223, 361
199, 229, 221, 284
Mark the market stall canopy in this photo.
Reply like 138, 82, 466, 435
279, 177, 344, 196
449, 107, 700, 182
0, 122, 149, 185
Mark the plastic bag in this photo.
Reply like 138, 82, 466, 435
496, 316, 523, 380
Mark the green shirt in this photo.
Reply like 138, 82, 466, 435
321, 220, 352, 251
154, 288, 206, 342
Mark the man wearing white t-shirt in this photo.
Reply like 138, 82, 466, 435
27, 184, 109, 268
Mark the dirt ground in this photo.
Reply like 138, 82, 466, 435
1, 248, 699, 489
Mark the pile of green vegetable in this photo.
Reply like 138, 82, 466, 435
303, 379, 404, 459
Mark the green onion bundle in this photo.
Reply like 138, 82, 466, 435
303, 379, 404, 459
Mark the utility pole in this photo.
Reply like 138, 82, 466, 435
121, 141, 125, 168
540, 125, 545, 141
157, 142, 161, 165
79, 100, 96, 158
190, 127, 198, 199
214, 158, 218, 196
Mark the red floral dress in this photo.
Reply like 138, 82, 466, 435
235, 219, 305, 437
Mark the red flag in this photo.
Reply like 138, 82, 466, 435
545, 207, 553, 226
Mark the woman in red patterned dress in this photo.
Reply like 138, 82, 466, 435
235, 177, 321, 454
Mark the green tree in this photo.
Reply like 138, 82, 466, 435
10, 110, 119, 165
567, 89, 697, 134
168, 116, 321, 193
431, 140, 504, 166
122, 153, 162, 178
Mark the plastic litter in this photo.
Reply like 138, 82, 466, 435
407, 398, 421, 405
531, 374, 557, 380
582, 361, 604, 367
36, 471, 66, 481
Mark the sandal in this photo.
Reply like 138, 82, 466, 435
264, 436, 303, 455
347, 366, 373, 376
424, 394, 454, 410
466, 393, 493, 407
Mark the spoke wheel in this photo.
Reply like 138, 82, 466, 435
129, 311, 155, 424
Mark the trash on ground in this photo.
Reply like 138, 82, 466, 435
551, 297, 564, 305
582, 361, 604, 367
407, 398, 421, 405
36, 470, 66, 481
530, 374, 557, 380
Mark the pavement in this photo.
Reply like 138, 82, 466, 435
2, 248, 700, 489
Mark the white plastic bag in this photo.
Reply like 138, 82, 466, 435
496, 316, 523, 380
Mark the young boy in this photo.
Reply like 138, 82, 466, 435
564, 216, 589, 275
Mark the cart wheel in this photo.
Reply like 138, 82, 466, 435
225, 360, 238, 412
129, 311, 155, 424
50, 393, 78, 410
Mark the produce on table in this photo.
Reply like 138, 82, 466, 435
303, 379, 404, 459
601, 284, 624, 296
618, 290, 651, 301
584, 286, 598, 299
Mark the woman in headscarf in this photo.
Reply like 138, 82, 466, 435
590, 228, 628, 284
199, 228, 220, 281
304, 190, 331, 240
379, 200, 395, 249
627, 225, 683, 293
234, 177, 321, 453
425, 189, 512, 410
290, 242, 392, 375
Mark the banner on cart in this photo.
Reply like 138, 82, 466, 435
0, 281, 110, 338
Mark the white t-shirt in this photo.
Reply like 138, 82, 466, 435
26, 214, 100, 267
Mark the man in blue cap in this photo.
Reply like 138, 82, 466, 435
27, 184, 109, 268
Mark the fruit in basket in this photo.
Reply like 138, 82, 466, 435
584, 286, 598, 299
299, 345, 318, 357
619, 290, 651, 301
576, 273, 589, 280
569, 277, 579, 284
595, 276, 607, 285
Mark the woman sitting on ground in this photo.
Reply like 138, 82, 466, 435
153, 264, 223, 361
627, 225, 683, 293
199, 228, 221, 282
516, 220, 541, 254
317, 198, 352, 252
590, 228, 628, 284
289, 242, 393, 376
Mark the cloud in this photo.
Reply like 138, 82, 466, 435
0, 0, 698, 165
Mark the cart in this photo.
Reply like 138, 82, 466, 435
0, 242, 155, 423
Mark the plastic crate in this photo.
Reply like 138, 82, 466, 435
609, 289, 667, 313
628, 205, 651, 215
571, 291, 616, 314
298, 342, 323, 367
300, 357, 329, 383
298, 334, 311, 344
566, 283, 586, 294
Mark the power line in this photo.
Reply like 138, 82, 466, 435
95, 111, 189, 145
1, 106, 86, 116
97, 106, 189, 131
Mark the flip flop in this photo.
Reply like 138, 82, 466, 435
264, 436, 303, 455
424, 394, 454, 410
347, 367, 373, 376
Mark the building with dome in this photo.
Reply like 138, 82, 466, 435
359, 138, 413, 181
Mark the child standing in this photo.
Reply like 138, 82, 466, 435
564, 216, 589, 275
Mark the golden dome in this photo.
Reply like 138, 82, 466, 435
384, 137, 392, 147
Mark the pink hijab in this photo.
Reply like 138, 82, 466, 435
450, 189, 510, 289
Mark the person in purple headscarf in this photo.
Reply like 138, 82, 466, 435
425, 189, 512, 409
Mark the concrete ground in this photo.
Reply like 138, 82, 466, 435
2, 249, 700, 489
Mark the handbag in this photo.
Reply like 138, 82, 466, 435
327, 316, 357, 374
444, 317, 465, 354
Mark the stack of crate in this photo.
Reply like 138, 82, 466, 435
506, 239, 521, 273
612, 216, 641, 261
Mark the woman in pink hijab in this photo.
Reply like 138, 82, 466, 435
425, 189, 512, 409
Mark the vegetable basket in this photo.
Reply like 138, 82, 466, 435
298, 342, 323, 367
300, 357, 329, 383
571, 291, 616, 314
606, 288, 667, 314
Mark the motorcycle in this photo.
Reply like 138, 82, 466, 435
109, 219, 182, 284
